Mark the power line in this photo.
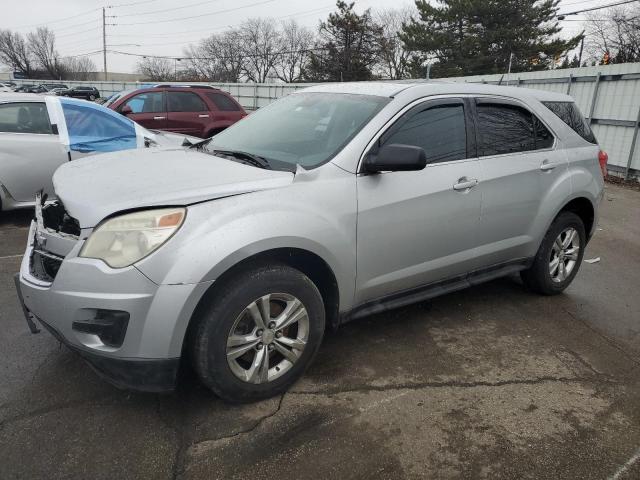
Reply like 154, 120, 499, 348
114, 0, 277, 26
107, 0, 162, 7
558, 0, 640, 18
108, 46, 329, 61
114, 0, 223, 18
11, 7, 100, 30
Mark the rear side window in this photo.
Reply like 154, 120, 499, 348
206, 92, 241, 111
382, 104, 468, 163
476, 102, 554, 156
542, 101, 596, 144
167, 91, 207, 112
0, 102, 52, 134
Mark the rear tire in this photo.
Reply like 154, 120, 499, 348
88, 94, 96, 101
520, 211, 586, 295
190, 263, 325, 403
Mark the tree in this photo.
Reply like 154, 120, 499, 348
274, 20, 314, 82
374, 6, 414, 80
61, 56, 96, 80
137, 57, 173, 81
306, 1, 383, 82
401, 0, 582, 78
28, 27, 64, 79
0, 30, 34, 77
240, 18, 284, 83
584, 6, 640, 64
184, 29, 246, 82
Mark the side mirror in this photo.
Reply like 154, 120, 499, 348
364, 144, 427, 173
120, 105, 133, 116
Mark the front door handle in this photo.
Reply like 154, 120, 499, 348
198, 114, 209, 118
453, 177, 478, 191
540, 160, 560, 171
153, 116, 166, 120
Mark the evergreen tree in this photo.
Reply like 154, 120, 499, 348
401, 0, 582, 78
305, 1, 382, 81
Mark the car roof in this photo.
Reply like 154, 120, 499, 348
301, 81, 573, 103
0, 92, 49, 102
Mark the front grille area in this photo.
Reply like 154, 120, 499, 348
30, 249, 64, 283
42, 201, 81, 237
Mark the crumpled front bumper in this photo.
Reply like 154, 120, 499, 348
15, 220, 213, 392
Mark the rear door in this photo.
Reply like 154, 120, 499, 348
0, 102, 66, 202
205, 91, 246, 130
166, 91, 209, 137
356, 97, 482, 304
472, 97, 569, 266
120, 91, 167, 130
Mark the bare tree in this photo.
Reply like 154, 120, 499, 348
61, 56, 97, 80
0, 30, 34, 77
185, 29, 246, 82
274, 20, 314, 82
28, 27, 64, 78
374, 6, 414, 80
585, 6, 640, 64
240, 18, 284, 83
137, 57, 173, 81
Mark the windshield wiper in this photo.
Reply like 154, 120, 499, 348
210, 149, 271, 169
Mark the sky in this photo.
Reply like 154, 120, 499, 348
0, 0, 615, 74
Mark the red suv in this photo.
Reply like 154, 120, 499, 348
107, 85, 247, 138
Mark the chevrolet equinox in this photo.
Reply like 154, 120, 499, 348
15, 82, 606, 402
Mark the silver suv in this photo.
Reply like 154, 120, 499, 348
15, 82, 606, 402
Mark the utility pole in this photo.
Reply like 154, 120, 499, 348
578, 35, 585, 66
506, 52, 514, 85
102, 7, 108, 81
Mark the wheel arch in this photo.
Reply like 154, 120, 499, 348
182, 247, 341, 357
556, 196, 596, 241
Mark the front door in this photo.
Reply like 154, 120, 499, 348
355, 98, 482, 305
121, 91, 167, 130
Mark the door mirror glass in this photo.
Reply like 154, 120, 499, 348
364, 144, 427, 173
120, 104, 133, 116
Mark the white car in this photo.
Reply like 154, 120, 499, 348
0, 93, 200, 211
0, 83, 14, 93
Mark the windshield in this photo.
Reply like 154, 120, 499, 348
206, 92, 389, 169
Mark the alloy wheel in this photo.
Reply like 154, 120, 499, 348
226, 293, 309, 384
549, 227, 580, 283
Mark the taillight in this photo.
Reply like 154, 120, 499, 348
598, 150, 608, 178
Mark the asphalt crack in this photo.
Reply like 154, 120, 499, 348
172, 393, 285, 480
289, 374, 619, 396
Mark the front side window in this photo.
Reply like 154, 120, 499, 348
167, 91, 207, 112
207, 92, 388, 169
0, 102, 52, 134
382, 104, 467, 164
123, 92, 164, 114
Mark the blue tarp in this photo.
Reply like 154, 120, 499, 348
59, 98, 139, 153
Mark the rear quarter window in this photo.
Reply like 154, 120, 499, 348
542, 101, 597, 144
206, 92, 241, 111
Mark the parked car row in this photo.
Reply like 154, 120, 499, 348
7, 83, 101, 100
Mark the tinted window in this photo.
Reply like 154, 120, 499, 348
383, 104, 467, 163
206, 92, 240, 111
123, 92, 164, 113
534, 116, 554, 149
477, 103, 535, 156
167, 91, 207, 112
543, 101, 597, 144
0, 102, 52, 134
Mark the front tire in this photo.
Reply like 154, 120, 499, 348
190, 263, 325, 403
88, 94, 96, 101
521, 211, 586, 295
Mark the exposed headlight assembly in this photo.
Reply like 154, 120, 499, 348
80, 208, 185, 268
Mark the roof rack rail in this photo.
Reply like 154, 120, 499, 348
153, 84, 218, 90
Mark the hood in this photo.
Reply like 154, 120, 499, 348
53, 148, 294, 228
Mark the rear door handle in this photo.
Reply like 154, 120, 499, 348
540, 160, 560, 171
153, 116, 166, 120
198, 114, 209, 118
453, 177, 478, 191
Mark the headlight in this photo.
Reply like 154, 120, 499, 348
79, 208, 185, 268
